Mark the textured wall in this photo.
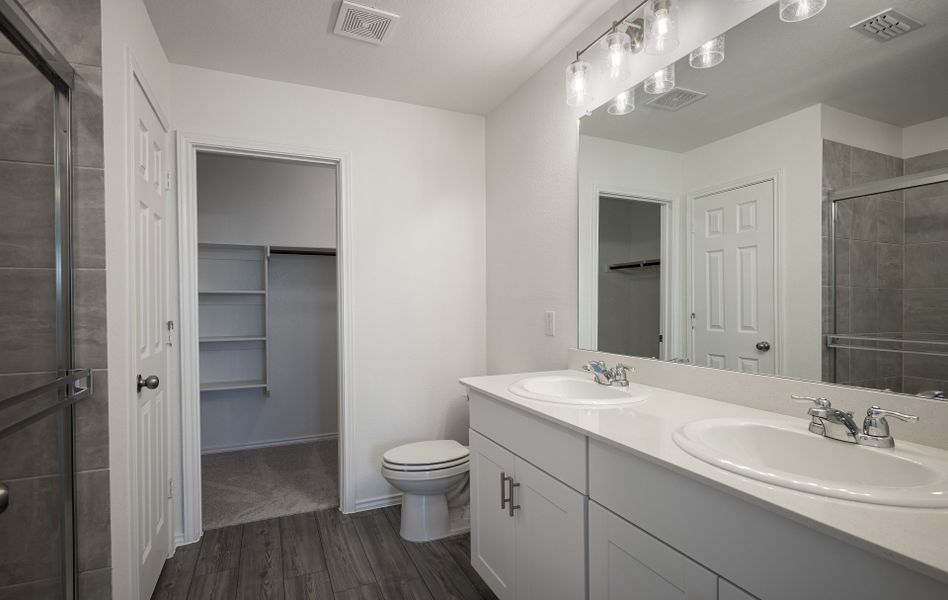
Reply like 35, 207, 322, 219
0, 0, 109, 597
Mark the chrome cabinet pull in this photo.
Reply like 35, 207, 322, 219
0, 482, 8, 515
508, 478, 520, 517
500, 471, 509, 510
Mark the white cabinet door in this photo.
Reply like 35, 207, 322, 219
513, 457, 586, 600
470, 430, 517, 600
589, 502, 716, 600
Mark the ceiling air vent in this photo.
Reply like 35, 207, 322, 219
646, 88, 706, 112
851, 9, 922, 42
333, 1, 399, 45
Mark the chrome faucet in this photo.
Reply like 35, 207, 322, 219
791, 395, 918, 448
583, 361, 634, 386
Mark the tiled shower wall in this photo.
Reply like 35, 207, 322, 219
822, 140, 948, 396
0, 0, 109, 597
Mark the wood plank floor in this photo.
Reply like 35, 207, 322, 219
151, 506, 497, 600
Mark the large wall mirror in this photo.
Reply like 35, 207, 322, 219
578, 0, 948, 398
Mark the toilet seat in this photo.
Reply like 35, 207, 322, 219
382, 455, 470, 472
383, 440, 469, 467
381, 460, 469, 481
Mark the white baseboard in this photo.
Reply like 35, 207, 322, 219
201, 432, 338, 455
353, 492, 402, 512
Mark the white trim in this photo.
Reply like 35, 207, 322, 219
686, 170, 784, 373
355, 492, 403, 512
579, 183, 681, 359
108, 49, 175, 600
176, 132, 355, 547
200, 432, 339, 456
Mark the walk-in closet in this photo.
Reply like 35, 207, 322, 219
194, 152, 339, 529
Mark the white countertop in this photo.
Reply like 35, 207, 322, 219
460, 369, 948, 585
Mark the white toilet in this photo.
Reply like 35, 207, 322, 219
381, 439, 470, 542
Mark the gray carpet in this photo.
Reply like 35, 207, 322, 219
201, 438, 338, 530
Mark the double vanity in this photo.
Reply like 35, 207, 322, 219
461, 357, 948, 600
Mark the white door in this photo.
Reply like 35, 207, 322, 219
513, 457, 585, 600
470, 430, 516, 600
692, 180, 775, 374
588, 502, 716, 600
132, 77, 172, 598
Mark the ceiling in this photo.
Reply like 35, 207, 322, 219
143, 0, 618, 115
580, 0, 948, 152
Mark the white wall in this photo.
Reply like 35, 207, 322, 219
101, 0, 174, 595
196, 153, 337, 248
903, 115, 948, 159
171, 64, 486, 509
685, 105, 823, 380
822, 107, 948, 160
486, 0, 770, 374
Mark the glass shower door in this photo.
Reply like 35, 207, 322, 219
0, 3, 85, 599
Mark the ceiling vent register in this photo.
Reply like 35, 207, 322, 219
851, 9, 923, 42
646, 88, 706, 112
333, 1, 400, 45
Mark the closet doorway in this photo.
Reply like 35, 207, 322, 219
176, 137, 352, 542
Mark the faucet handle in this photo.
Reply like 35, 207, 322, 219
614, 363, 634, 374
863, 406, 918, 441
867, 406, 918, 423
790, 395, 831, 408
582, 360, 605, 372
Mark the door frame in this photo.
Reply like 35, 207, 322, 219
107, 49, 175, 600
175, 132, 354, 545
579, 184, 680, 360
686, 170, 783, 374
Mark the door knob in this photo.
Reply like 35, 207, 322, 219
0, 482, 9, 514
756, 341, 771, 351
137, 374, 160, 392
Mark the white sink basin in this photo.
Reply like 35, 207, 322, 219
673, 418, 948, 508
507, 375, 647, 406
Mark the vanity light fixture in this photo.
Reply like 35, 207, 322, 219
602, 27, 634, 81
645, 0, 679, 55
689, 35, 725, 69
565, 56, 590, 107
607, 88, 635, 116
779, 0, 827, 23
644, 64, 675, 94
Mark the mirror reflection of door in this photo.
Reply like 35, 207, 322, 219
598, 196, 663, 358
691, 180, 775, 374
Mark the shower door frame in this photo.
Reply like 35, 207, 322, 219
0, 1, 77, 598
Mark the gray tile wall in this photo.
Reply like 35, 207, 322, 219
823, 142, 948, 397
822, 140, 904, 391
0, 0, 108, 598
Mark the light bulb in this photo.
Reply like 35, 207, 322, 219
645, 0, 679, 55
607, 89, 635, 116
689, 35, 725, 69
565, 58, 589, 107
779, 0, 827, 22
643, 64, 675, 95
603, 29, 633, 81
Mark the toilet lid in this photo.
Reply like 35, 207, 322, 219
383, 440, 469, 466
382, 455, 470, 472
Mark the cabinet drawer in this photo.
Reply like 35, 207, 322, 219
589, 501, 715, 600
469, 391, 586, 492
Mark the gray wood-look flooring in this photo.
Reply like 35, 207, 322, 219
151, 506, 497, 600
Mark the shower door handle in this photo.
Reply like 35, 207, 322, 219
0, 482, 8, 514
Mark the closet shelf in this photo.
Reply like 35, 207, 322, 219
200, 379, 268, 392
200, 336, 266, 343
609, 259, 661, 271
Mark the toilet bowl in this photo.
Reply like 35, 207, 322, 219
382, 440, 470, 542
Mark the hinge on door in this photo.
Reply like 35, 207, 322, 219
166, 320, 175, 346
165, 171, 172, 191
168, 479, 174, 499
691, 313, 696, 329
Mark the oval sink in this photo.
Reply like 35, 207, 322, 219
673, 418, 948, 508
508, 375, 647, 406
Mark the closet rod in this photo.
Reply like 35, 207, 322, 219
269, 246, 336, 257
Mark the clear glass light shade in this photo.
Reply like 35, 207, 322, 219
779, 0, 827, 22
565, 59, 590, 107
601, 29, 633, 81
643, 64, 675, 94
607, 89, 635, 116
689, 35, 725, 69
645, 0, 679, 55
